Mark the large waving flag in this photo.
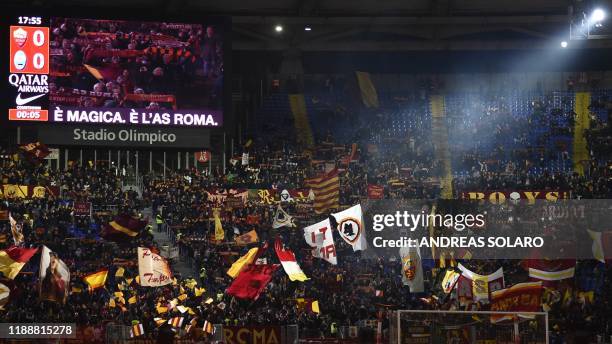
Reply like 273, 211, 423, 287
0, 246, 38, 279
332, 204, 367, 251
275, 237, 309, 282
138, 247, 173, 287
304, 218, 337, 265
226, 264, 279, 300
102, 214, 146, 239
83, 269, 109, 291
39, 246, 70, 304
227, 247, 259, 278
305, 169, 340, 214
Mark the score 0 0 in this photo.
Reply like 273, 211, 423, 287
10, 26, 50, 74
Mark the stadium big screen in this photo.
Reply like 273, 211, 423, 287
3, 9, 228, 147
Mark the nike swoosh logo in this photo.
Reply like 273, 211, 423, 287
16, 93, 46, 106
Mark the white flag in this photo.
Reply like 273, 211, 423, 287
399, 245, 424, 293
241, 153, 249, 166
272, 205, 296, 229
304, 218, 337, 265
138, 247, 173, 287
332, 204, 367, 251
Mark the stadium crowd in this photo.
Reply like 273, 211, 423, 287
0, 88, 611, 343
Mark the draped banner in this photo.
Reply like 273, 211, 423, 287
138, 247, 173, 287
355, 71, 379, 108
457, 263, 504, 304
490, 282, 543, 323
0, 185, 59, 199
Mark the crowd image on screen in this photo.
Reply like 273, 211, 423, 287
48, 18, 223, 111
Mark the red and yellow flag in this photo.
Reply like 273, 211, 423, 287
0, 247, 38, 279
83, 269, 109, 290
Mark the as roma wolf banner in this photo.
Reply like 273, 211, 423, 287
457, 263, 504, 304
39, 246, 70, 304
226, 264, 279, 300
304, 218, 337, 265
399, 245, 424, 292
490, 282, 543, 323
138, 247, 173, 287
332, 204, 367, 251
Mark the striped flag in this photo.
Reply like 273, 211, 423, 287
0, 247, 38, 279
274, 237, 309, 282
130, 324, 144, 338
168, 317, 184, 328
203, 320, 214, 334
305, 169, 340, 214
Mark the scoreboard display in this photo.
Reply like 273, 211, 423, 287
8, 21, 50, 121
4, 12, 226, 129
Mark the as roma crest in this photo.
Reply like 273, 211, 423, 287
338, 217, 361, 244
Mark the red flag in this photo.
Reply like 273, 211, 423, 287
226, 264, 279, 300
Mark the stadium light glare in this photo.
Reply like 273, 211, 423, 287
561, 41, 568, 48
592, 8, 606, 22
304, 26, 312, 31
275, 25, 283, 33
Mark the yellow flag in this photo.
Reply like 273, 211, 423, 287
188, 307, 196, 315
185, 279, 197, 290
135, 276, 140, 285
214, 209, 224, 241
109, 298, 116, 308
227, 247, 258, 278
311, 300, 320, 314
126, 278, 134, 285
178, 294, 188, 301
114, 291, 124, 298
115, 267, 125, 278
128, 295, 137, 304
195, 287, 206, 297
71, 287, 83, 294
156, 306, 168, 314
205, 298, 214, 304
355, 71, 379, 108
